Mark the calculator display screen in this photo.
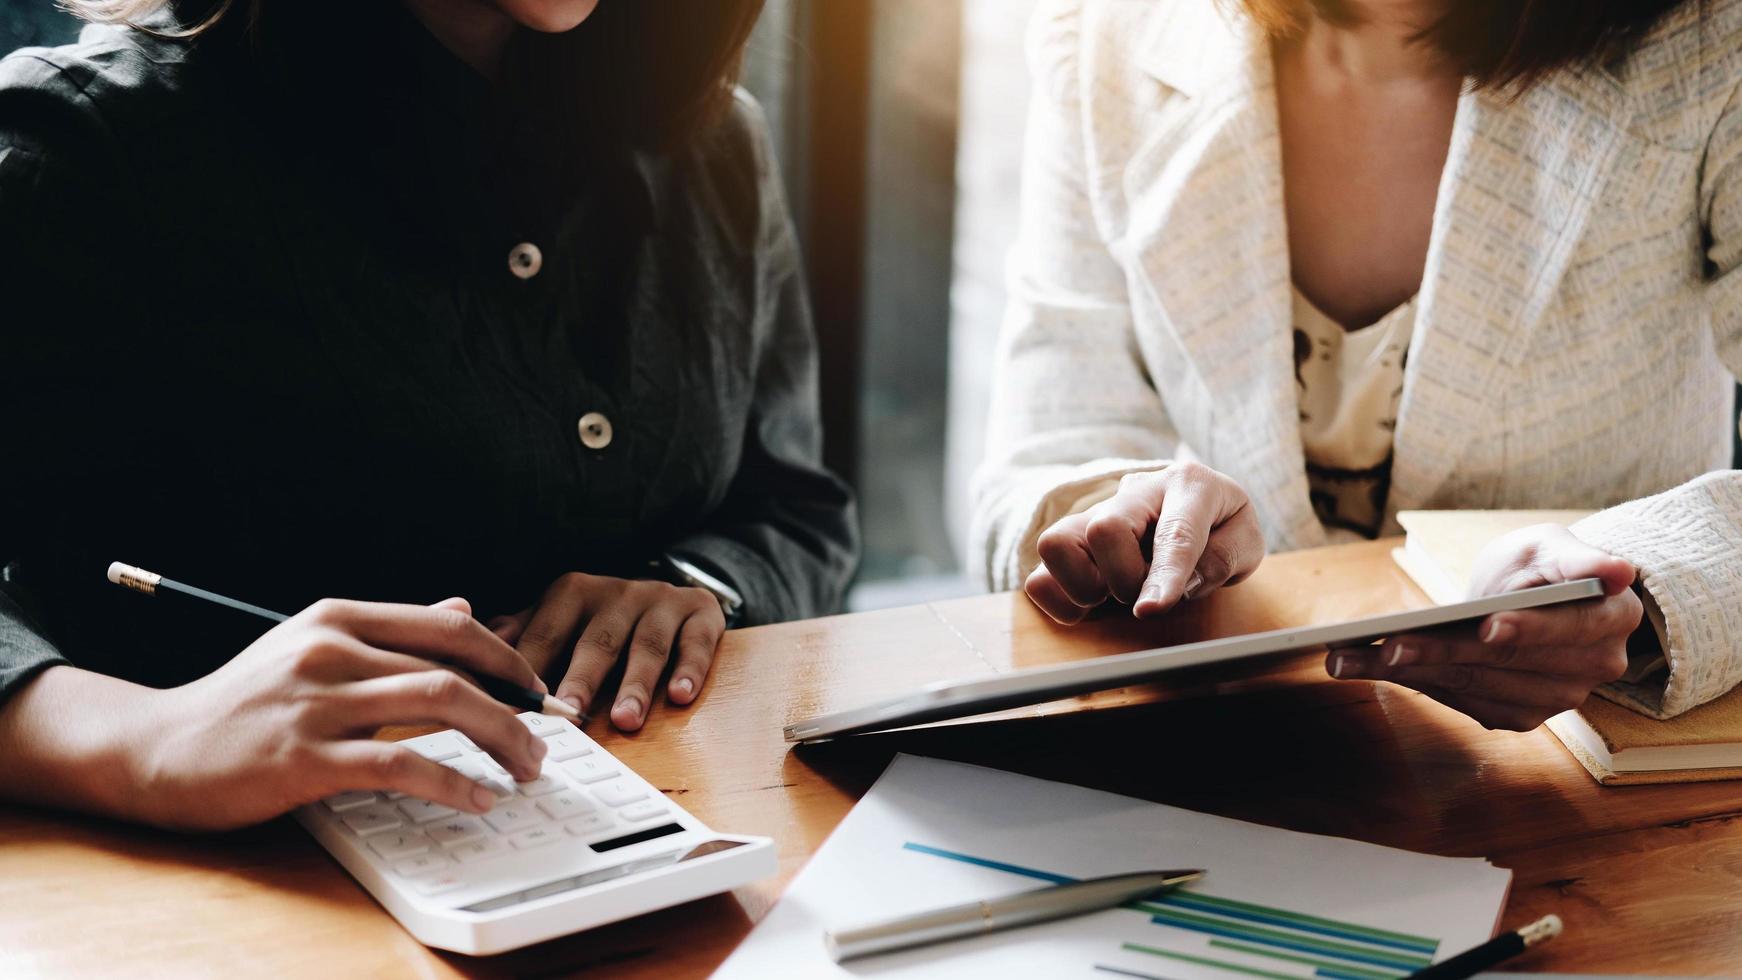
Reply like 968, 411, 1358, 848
589, 822, 685, 854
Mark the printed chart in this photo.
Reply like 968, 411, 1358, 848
905, 842, 1440, 980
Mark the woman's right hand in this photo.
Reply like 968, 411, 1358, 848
129, 597, 551, 830
1025, 462, 1267, 624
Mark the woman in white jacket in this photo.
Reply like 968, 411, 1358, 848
973, 0, 1742, 731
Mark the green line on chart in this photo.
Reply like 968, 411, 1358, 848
1146, 908, 1431, 969
1152, 892, 1437, 952
1208, 939, 1408, 978
1122, 943, 1309, 980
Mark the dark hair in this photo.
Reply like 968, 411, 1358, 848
63, 0, 767, 150
1236, 0, 1696, 89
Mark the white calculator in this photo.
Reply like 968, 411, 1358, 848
295, 712, 775, 955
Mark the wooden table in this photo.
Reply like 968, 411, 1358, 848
3, 539, 1741, 978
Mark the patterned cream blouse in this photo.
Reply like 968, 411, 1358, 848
1293, 288, 1414, 541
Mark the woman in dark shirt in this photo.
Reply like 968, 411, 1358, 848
0, 0, 857, 828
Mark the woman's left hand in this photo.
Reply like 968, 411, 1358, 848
1327, 524, 1643, 731
489, 574, 726, 732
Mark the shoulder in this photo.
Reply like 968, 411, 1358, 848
661, 87, 791, 261
1026, 0, 1238, 104
1615, 0, 1742, 142
0, 21, 201, 151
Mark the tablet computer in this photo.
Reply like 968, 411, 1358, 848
784, 578, 1605, 743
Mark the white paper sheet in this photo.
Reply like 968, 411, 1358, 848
715, 755, 1510, 979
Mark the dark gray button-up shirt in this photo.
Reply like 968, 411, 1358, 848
0, 9, 858, 699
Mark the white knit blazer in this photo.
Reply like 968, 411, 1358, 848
971, 0, 1742, 719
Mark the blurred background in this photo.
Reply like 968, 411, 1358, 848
0, 0, 1041, 612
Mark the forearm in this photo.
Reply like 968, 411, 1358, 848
0, 664, 168, 823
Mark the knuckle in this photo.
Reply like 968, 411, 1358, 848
1167, 460, 1210, 485
519, 620, 564, 653
1116, 470, 1157, 493
305, 597, 349, 625
371, 746, 417, 785
431, 607, 474, 639
290, 637, 343, 677
1437, 664, 1475, 693
556, 571, 590, 593
1486, 644, 1522, 669
1152, 515, 1201, 553
582, 625, 623, 655
1084, 513, 1135, 547
1596, 646, 1630, 683
421, 669, 465, 704
1036, 525, 1078, 561
633, 626, 673, 659
285, 741, 324, 772
1197, 541, 1236, 582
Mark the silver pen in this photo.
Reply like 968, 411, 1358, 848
824, 869, 1205, 962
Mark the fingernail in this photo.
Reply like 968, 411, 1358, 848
673, 677, 695, 699
1183, 571, 1204, 600
471, 786, 495, 812
615, 697, 642, 720
533, 676, 549, 694
1484, 619, 1515, 645
561, 695, 584, 714
1331, 654, 1346, 678
1390, 643, 1417, 667
1138, 584, 1163, 606
529, 736, 547, 761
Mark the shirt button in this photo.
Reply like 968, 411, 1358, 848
508, 242, 543, 280
577, 412, 613, 450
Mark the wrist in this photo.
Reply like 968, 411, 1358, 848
0, 665, 176, 824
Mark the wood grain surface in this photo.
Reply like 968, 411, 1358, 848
2, 539, 1739, 977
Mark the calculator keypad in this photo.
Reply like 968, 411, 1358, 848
315, 713, 689, 900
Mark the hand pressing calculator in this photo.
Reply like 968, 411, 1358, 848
296, 712, 775, 954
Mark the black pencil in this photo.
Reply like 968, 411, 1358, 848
106, 561, 577, 719
1405, 915, 1562, 980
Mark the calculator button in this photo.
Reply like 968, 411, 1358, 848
544, 733, 592, 762
448, 838, 508, 864
427, 816, 488, 847
402, 732, 463, 762
507, 825, 563, 850
517, 713, 568, 738
392, 853, 452, 878
440, 756, 486, 781
480, 755, 508, 776
591, 780, 647, 808
367, 831, 432, 860
397, 798, 458, 823
515, 774, 565, 798
453, 732, 478, 751
564, 813, 615, 837
479, 777, 515, 800
620, 801, 670, 823
412, 872, 466, 896
482, 800, 543, 834
561, 757, 618, 784
384, 791, 408, 801
322, 790, 377, 812
340, 804, 404, 836
536, 790, 596, 821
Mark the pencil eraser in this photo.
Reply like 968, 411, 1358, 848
106, 562, 126, 585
